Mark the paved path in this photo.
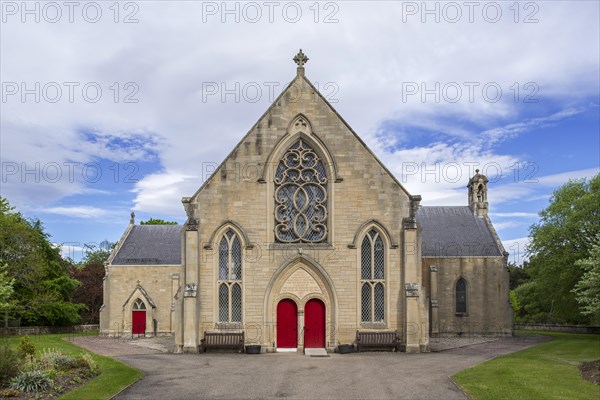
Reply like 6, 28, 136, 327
70, 336, 172, 356
73, 334, 547, 400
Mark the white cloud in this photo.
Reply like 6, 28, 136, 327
491, 212, 538, 218
54, 242, 86, 261
484, 167, 599, 209
1, 0, 597, 229
502, 237, 531, 266
44, 206, 114, 219
535, 168, 600, 186
481, 107, 585, 147
369, 138, 521, 206
494, 221, 526, 231
131, 171, 199, 216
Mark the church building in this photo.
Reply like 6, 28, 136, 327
100, 51, 513, 353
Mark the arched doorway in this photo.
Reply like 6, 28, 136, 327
265, 257, 338, 351
277, 299, 297, 349
304, 298, 325, 348
132, 299, 146, 335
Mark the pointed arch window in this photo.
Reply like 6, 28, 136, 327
360, 229, 385, 323
133, 299, 146, 310
274, 139, 328, 243
218, 229, 242, 323
455, 278, 467, 315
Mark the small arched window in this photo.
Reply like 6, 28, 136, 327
455, 278, 467, 314
360, 229, 385, 323
133, 299, 146, 310
218, 229, 242, 323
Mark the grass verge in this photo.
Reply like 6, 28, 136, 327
3, 333, 142, 399
452, 331, 600, 400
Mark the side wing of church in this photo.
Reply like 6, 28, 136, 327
100, 51, 512, 353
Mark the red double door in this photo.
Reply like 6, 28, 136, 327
277, 298, 325, 348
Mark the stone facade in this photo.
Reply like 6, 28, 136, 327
423, 257, 512, 336
100, 51, 512, 353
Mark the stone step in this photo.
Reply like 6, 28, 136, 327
305, 348, 329, 357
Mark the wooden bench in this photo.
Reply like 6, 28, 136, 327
199, 331, 245, 353
356, 330, 402, 352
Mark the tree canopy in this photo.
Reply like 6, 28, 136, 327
508, 261, 531, 290
69, 241, 113, 324
515, 173, 600, 324
572, 234, 600, 324
0, 197, 85, 326
0, 262, 14, 311
140, 218, 177, 225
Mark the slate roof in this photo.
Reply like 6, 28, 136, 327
417, 206, 503, 257
110, 207, 503, 265
111, 225, 182, 265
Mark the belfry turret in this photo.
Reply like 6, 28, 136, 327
468, 169, 489, 217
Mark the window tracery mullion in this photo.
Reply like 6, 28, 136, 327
228, 284, 232, 322
371, 284, 375, 322
370, 235, 375, 280
228, 239, 231, 280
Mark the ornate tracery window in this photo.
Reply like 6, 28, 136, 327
274, 139, 328, 243
361, 229, 385, 323
218, 229, 242, 323
455, 278, 467, 315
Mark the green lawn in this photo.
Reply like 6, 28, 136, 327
453, 331, 600, 400
2, 332, 142, 399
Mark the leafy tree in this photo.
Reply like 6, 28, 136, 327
520, 174, 600, 324
69, 241, 113, 324
80, 240, 113, 265
0, 263, 14, 308
0, 262, 15, 327
508, 261, 531, 290
509, 290, 519, 321
572, 234, 600, 324
0, 197, 85, 326
512, 281, 547, 323
140, 218, 177, 225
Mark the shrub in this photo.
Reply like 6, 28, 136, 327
40, 348, 76, 370
19, 359, 37, 373
17, 336, 36, 361
0, 342, 21, 384
10, 370, 53, 393
44, 368, 58, 380
76, 352, 98, 374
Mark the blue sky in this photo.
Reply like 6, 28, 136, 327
1, 1, 599, 263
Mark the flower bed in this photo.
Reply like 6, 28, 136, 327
0, 336, 100, 398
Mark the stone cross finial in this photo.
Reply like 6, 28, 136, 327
293, 49, 309, 67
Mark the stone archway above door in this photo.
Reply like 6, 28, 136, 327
264, 256, 338, 350
281, 268, 322, 300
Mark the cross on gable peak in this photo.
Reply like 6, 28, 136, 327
293, 49, 309, 67
293, 49, 309, 77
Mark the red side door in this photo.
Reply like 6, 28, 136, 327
304, 298, 325, 348
277, 299, 298, 348
132, 310, 146, 335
